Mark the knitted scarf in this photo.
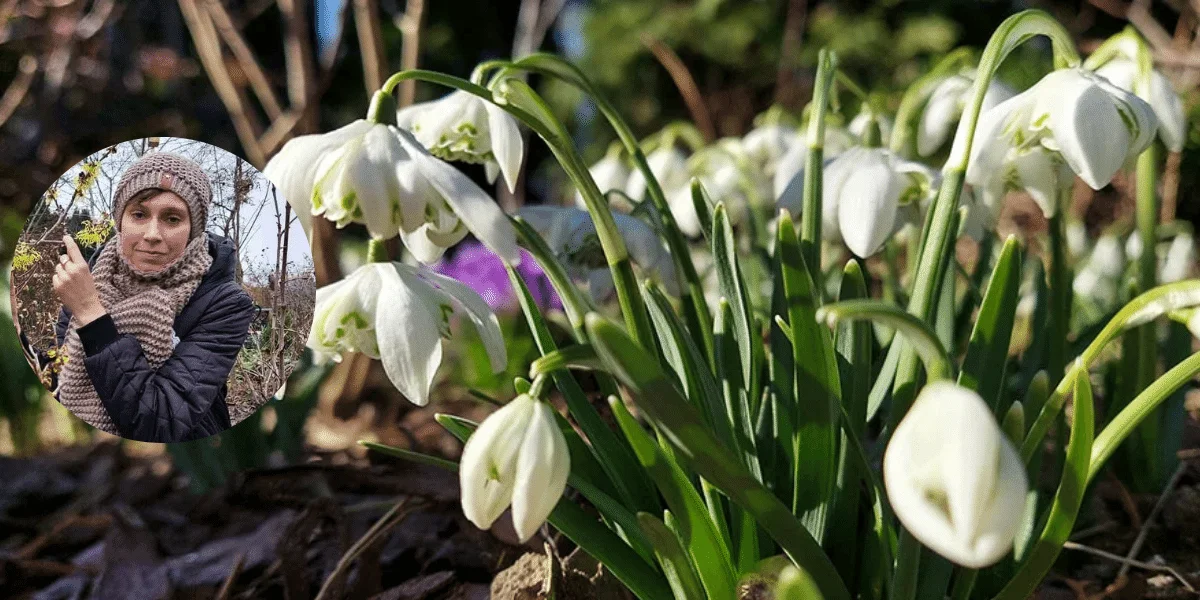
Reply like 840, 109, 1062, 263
57, 234, 214, 434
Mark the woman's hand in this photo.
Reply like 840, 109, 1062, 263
53, 235, 106, 326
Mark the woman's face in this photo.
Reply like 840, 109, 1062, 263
120, 190, 192, 272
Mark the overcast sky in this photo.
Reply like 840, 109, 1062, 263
34, 137, 311, 277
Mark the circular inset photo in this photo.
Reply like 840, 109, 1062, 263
9, 138, 315, 443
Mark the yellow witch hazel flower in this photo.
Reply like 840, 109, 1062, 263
264, 119, 519, 265
396, 90, 526, 193
307, 262, 507, 406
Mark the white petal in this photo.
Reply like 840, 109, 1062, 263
1011, 146, 1066, 218
420, 268, 508, 373
1041, 70, 1130, 189
1149, 70, 1187, 152
265, 120, 375, 237
510, 401, 570, 542
374, 265, 444, 405
837, 150, 900, 257
484, 100, 525, 193
919, 76, 971, 157
394, 126, 520, 265
459, 395, 535, 531
345, 125, 407, 239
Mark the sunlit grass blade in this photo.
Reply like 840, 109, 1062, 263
815, 300, 951, 381
639, 512, 707, 600
587, 313, 850, 600
610, 393, 737, 600
960, 235, 1022, 412
776, 211, 840, 543
994, 366, 1093, 600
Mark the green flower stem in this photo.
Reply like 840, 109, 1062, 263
505, 53, 713, 339
1046, 208, 1072, 382
1088, 351, 1200, 484
802, 49, 837, 288
891, 10, 1080, 426
378, 69, 655, 348
366, 239, 389, 263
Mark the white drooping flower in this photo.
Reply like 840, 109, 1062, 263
626, 146, 691, 203
742, 123, 801, 177
772, 124, 856, 201
823, 146, 939, 257
849, 111, 894, 146
307, 262, 506, 406
1160, 232, 1196, 283
574, 152, 632, 209
459, 393, 570, 542
264, 119, 519, 265
516, 205, 679, 301
918, 73, 1016, 157
884, 382, 1028, 568
1094, 58, 1187, 152
967, 68, 1157, 220
396, 90, 526, 192
1073, 233, 1126, 308
674, 141, 762, 237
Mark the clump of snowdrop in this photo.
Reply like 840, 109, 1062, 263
307, 261, 507, 406
517, 205, 679, 301
919, 71, 1016, 157
459, 393, 570, 542
967, 68, 1157, 222
264, 119, 520, 265
884, 382, 1028, 568
395, 89, 526, 192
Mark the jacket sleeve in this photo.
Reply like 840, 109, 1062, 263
80, 286, 256, 442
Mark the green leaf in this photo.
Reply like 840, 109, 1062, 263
551, 500, 676, 600
960, 236, 1022, 413
994, 367, 1093, 600
715, 298, 762, 477
511, 216, 593, 338
711, 203, 758, 397
586, 313, 850, 600
639, 512, 708, 600
1021, 280, 1200, 463
359, 441, 460, 471
691, 178, 715, 246
610, 394, 737, 600
775, 211, 841, 543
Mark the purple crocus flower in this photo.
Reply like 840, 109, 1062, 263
434, 240, 562, 312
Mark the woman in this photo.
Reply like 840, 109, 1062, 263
48, 152, 257, 443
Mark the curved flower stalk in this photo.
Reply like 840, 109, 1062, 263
516, 205, 679, 301
918, 71, 1016, 157
1072, 233, 1126, 309
263, 119, 520, 265
459, 393, 569, 542
307, 261, 507, 406
823, 146, 939, 257
395, 89, 526, 192
884, 382, 1028, 568
966, 68, 1157, 220
573, 146, 631, 210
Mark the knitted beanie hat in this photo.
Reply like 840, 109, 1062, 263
113, 152, 211, 240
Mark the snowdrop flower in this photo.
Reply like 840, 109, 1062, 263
516, 205, 679, 301
919, 73, 1016, 157
264, 120, 519, 265
967, 68, 1157, 220
1073, 233, 1126, 307
824, 146, 938, 257
626, 146, 690, 203
460, 393, 569, 542
307, 262, 506, 406
396, 90, 525, 192
849, 111, 894, 146
1066, 220, 1091, 260
884, 382, 1028, 568
574, 151, 631, 210
772, 125, 856, 201
742, 123, 801, 177
1160, 233, 1196, 283
1094, 58, 1187, 152
675, 142, 761, 236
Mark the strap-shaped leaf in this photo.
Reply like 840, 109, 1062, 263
959, 236, 1022, 412
816, 300, 951, 381
639, 512, 707, 600
776, 211, 841, 543
711, 203, 758, 396
587, 313, 850, 600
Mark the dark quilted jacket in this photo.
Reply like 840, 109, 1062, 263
51, 233, 257, 443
